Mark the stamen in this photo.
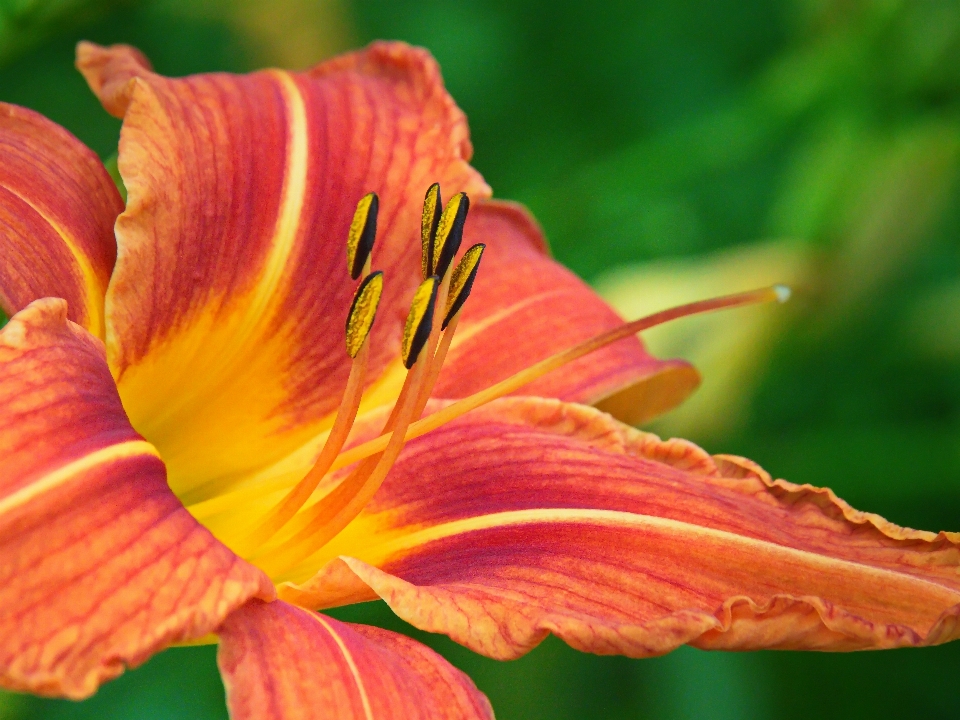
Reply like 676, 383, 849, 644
431, 192, 469, 278
412, 192, 471, 404
239, 271, 385, 551
421, 183, 442, 279
346, 192, 378, 280
380, 275, 442, 435
326, 285, 790, 471
238, 181, 789, 574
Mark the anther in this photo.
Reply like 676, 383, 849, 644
421, 183, 442, 279
431, 192, 469, 278
347, 192, 378, 280
345, 271, 384, 358
443, 243, 485, 329
402, 276, 440, 369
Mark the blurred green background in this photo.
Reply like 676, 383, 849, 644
2, 0, 960, 717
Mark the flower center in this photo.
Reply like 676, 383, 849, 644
230, 185, 788, 578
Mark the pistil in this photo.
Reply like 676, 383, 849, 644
322, 284, 790, 474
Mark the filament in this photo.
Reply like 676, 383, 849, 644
239, 339, 371, 552
262, 355, 430, 566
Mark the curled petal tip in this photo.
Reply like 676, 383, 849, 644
774, 284, 791, 303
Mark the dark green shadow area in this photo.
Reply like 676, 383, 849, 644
6, 645, 228, 720
11, 599, 960, 719
327, 601, 960, 720
0, 1, 259, 159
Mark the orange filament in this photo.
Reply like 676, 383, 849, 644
414, 310, 460, 418
239, 244, 379, 552
263, 354, 431, 566
240, 339, 371, 552
411, 270, 453, 418
259, 278, 455, 561
247, 273, 459, 563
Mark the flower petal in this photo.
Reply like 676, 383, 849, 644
76, 41, 489, 497
0, 299, 273, 699
0, 103, 121, 337
217, 599, 493, 720
281, 397, 960, 658
435, 200, 700, 424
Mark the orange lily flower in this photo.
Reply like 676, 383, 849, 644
2, 40, 960, 719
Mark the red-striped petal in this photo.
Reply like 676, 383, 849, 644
0, 299, 273, 699
218, 599, 493, 720
436, 200, 700, 423
0, 103, 121, 337
75, 41, 489, 499
280, 397, 960, 658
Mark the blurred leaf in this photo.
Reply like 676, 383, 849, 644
0, 0, 125, 66
596, 240, 812, 440
901, 279, 960, 362
817, 120, 960, 328
145, 0, 353, 69
102, 153, 126, 202
0, 687, 29, 718
765, 112, 868, 242
12, 645, 228, 719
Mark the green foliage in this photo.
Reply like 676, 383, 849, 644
0, 0, 127, 65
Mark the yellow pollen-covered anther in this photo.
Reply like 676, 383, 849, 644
431, 191, 469, 278
401, 276, 439, 369
346, 192, 378, 280
421, 183, 442, 279
345, 271, 384, 358
443, 243, 485, 329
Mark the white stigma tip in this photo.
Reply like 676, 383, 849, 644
773, 284, 792, 303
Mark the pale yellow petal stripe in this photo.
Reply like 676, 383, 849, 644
310, 508, 960, 601
0, 180, 106, 338
0, 439, 160, 516
309, 613, 374, 720
243, 70, 308, 339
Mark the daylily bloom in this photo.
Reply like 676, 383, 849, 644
2, 40, 960, 720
